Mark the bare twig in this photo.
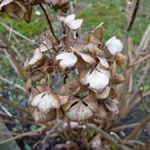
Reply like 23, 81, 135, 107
40, 3, 58, 42
0, 112, 33, 123
124, 114, 150, 140
0, 97, 29, 114
136, 23, 150, 53
87, 124, 132, 150
4, 47, 27, 81
0, 76, 26, 93
111, 122, 140, 132
0, 127, 44, 145
126, 0, 140, 31
1, 23, 36, 45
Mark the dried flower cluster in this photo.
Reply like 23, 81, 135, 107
0, 0, 127, 124
23, 13, 127, 123
0, 0, 70, 22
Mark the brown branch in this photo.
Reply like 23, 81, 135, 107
87, 124, 132, 150
4, 48, 27, 82
0, 112, 33, 123
0, 127, 43, 145
0, 76, 27, 93
124, 114, 150, 141
40, 3, 58, 43
0, 97, 29, 115
126, 0, 140, 31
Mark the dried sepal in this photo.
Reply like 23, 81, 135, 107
30, 107, 56, 123
83, 43, 104, 57
1, 0, 27, 20
112, 73, 125, 84
29, 89, 60, 123
98, 57, 109, 69
105, 36, 123, 55
56, 52, 77, 71
104, 98, 119, 114
63, 95, 98, 121
58, 14, 83, 30
51, 0, 69, 12
95, 86, 110, 99
114, 52, 127, 68
24, 48, 44, 71
80, 69, 110, 93
97, 105, 107, 118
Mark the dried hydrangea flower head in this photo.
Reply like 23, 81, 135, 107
20, 12, 126, 123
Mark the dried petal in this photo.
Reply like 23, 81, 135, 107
58, 14, 83, 30
98, 57, 109, 69
85, 69, 110, 92
105, 36, 123, 55
114, 52, 127, 68
31, 92, 60, 113
95, 86, 110, 99
104, 99, 119, 114
31, 108, 56, 123
65, 100, 93, 121
56, 52, 77, 70
83, 43, 104, 56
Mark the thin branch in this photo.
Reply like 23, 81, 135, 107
87, 124, 132, 150
0, 76, 27, 93
0, 112, 33, 123
0, 127, 44, 145
111, 122, 140, 132
124, 114, 150, 140
126, 0, 140, 31
0, 97, 29, 114
136, 22, 150, 53
40, 3, 58, 42
1, 23, 36, 45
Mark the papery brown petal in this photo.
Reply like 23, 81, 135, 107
104, 98, 119, 114
114, 52, 127, 68
24, 6, 32, 22
90, 134, 102, 150
95, 86, 110, 99
4, 1, 27, 20
83, 43, 104, 57
109, 88, 118, 99
97, 105, 107, 118
91, 22, 105, 41
83, 94, 98, 112
112, 73, 125, 84
30, 107, 56, 123
65, 100, 94, 121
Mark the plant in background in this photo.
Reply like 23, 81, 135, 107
0, 0, 150, 150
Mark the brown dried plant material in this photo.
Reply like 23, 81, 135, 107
1, 0, 28, 20
104, 98, 119, 114
58, 14, 83, 30
24, 48, 44, 71
87, 23, 105, 46
105, 36, 123, 55
95, 86, 110, 99
56, 52, 77, 71
97, 105, 107, 118
83, 43, 104, 57
29, 90, 60, 123
63, 95, 98, 121
114, 52, 127, 68
112, 73, 125, 85
51, 0, 70, 12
